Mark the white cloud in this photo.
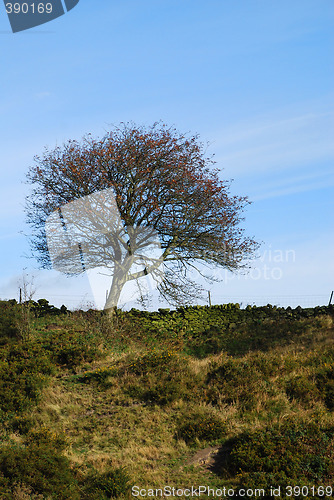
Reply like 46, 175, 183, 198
212, 104, 334, 177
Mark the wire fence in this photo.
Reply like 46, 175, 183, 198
1, 291, 331, 311
207, 294, 331, 309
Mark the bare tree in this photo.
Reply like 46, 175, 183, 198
25, 122, 258, 313
17, 271, 36, 340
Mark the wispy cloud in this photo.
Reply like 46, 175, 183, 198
34, 91, 52, 100
250, 168, 334, 201
213, 103, 334, 177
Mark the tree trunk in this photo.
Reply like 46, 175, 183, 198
104, 280, 123, 314
104, 259, 134, 315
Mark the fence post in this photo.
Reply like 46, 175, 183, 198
329, 291, 333, 306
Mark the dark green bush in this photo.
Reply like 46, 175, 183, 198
123, 350, 203, 406
285, 375, 321, 406
324, 380, 334, 410
316, 364, 334, 411
206, 357, 266, 411
82, 467, 131, 499
185, 325, 224, 358
26, 427, 68, 451
0, 342, 54, 416
0, 442, 80, 499
7, 414, 35, 434
176, 412, 227, 444
41, 330, 101, 368
0, 300, 20, 342
79, 366, 117, 386
0, 442, 132, 500
20, 298, 68, 318
126, 348, 180, 375
125, 370, 200, 406
221, 419, 334, 490
75, 349, 203, 406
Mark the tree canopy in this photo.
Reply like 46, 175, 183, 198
26, 122, 258, 311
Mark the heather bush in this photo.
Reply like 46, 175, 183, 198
0, 342, 54, 416
79, 366, 117, 386
0, 440, 132, 499
25, 427, 68, 451
82, 467, 131, 499
206, 356, 268, 411
220, 419, 334, 490
126, 348, 180, 375
122, 349, 203, 406
0, 300, 21, 342
0, 442, 80, 499
41, 330, 101, 368
176, 411, 227, 444
285, 375, 321, 406
8, 414, 35, 434
324, 381, 334, 410
316, 363, 334, 411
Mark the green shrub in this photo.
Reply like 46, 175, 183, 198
79, 366, 117, 386
0, 442, 80, 499
316, 364, 334, 411
0, 300, 20, 342
26, 427, 68, 451
184, 325, 224, 358
0, 442, 132, 499
123, 350, 203, 406
176, 411, 227, 444
8, 414, 35, 434
0, 342, 54, 416
125, 370, 199, 406
127, 348, 180, 375
206, 357, 266, 411
34, 298, 68, 317
285, 375, 321, 405
221, 419, 334, 490
324, 380, 334, 410
82, 467, 131, 499
41, 330, 101, 368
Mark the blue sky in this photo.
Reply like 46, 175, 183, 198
0, 0, 333, 309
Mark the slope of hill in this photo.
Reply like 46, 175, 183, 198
0, 301, 333, 499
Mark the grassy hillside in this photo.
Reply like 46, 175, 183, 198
0, 300, 333, 499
